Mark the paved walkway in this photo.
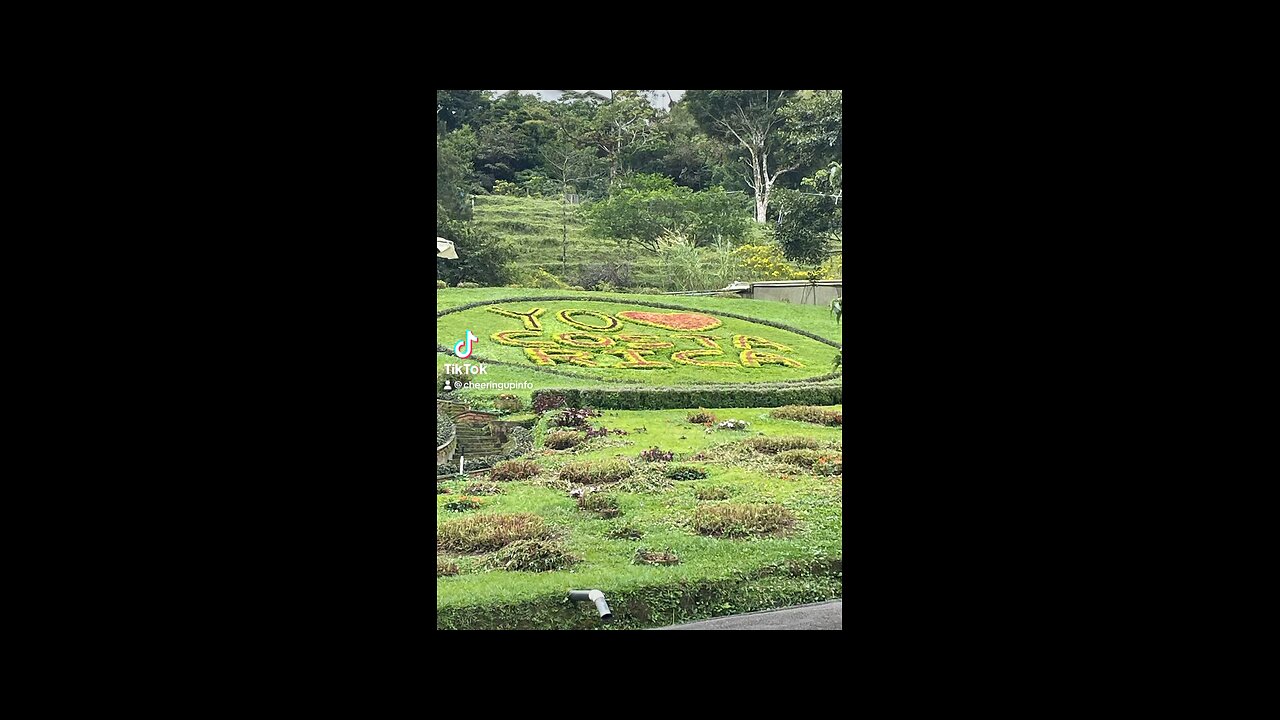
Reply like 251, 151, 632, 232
653, 600, 842, 630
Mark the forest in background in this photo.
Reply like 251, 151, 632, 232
437, 90, 842, 292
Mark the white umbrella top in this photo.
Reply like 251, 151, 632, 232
437, 237, 459, 259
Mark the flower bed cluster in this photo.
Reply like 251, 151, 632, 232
486, 539, 578, 573
769, 405, 843, 426
437, 513, 550, 553
443, 496, 484, 512
692, 503, 797, 538
577, 492, 622, 518
484, 304, 809, 370
558, 458, 634, 484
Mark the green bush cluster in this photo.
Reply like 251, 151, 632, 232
436, 280, 447, 289
462, 482, 504, 495
664, 466, 708, 482
545, 431, 583, 450
455, 281, 481, 288
487, 539, 577, 573
557, 458, 633, 484
692, 503, 797, 537
770, 405, 842, 426
743, 436, 823, 455
577, 492, 622, 518
489, 459, 540, 482
777, 449, 824, 468
436, 513, 550, 553
530, 383, 841, 411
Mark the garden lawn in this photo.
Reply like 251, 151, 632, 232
436, 288, 843, 405
436, 406, 843, 630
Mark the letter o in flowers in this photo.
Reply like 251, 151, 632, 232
554, 332, 615, 348
556, 309, 621, 332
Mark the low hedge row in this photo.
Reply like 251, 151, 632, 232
436, 556, 842, 630
530, 383, 841, 410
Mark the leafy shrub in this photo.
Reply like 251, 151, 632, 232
695, 486, 732, 501
489, 459, 540, 482
456, 281, 481, 288
437, 558, 459, 577
664, 466, 708, 482
577, 492, 622, 518
770, 405, 842, 426
692, 503, 797, 537
777, 449, 824, 468
487, 539, 577, 573
494, 394, 525, 413
558, 458, 633, 484
687, 409, 716, 424
634, 287, 665, 295
463, 482, 504, 495
714, 419, 749, 431
436, 280, 447, 289
532, 392, 569, 415
545, 431, 583, 450
639, 447, 674, 462
633, 547, 680, 566
443, 496, 484, 512
436, 513, 550, 553
577, 261, 634, 290
743, 436, 822, 455
437, 412, 455, 447
523, 267, 568, 289
530, 383, 842, 411
606, 524, 645, 540
568, 285, 586, 291
436, 460, 459, 476
551, 407, 594, 428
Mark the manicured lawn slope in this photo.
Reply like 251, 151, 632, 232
436, 288, 843, 403
436, 406, 843, 630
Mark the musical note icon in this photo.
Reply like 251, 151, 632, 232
453, 330, 477, 359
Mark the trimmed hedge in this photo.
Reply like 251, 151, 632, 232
437, 557, 842, 629
531, 383, 841, 410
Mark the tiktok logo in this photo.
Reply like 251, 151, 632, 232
453, 330, 477, 359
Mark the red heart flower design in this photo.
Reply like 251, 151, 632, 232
617, 311, 722, 331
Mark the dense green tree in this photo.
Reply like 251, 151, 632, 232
772, 165, 841, 263
582, 174, 752, 252
436, 217, 514, 287
683, 90, 803, 222
436, 127, 477, 227
436, 90, 492, 133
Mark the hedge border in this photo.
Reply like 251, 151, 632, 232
436, 555, 842, 630
529, 383, 842, 410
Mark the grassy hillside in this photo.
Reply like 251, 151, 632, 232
471, 194, 670, 288
437, 405, 843, 629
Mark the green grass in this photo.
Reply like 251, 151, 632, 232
471, 195, 669, 287
436, 406, 843, 629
